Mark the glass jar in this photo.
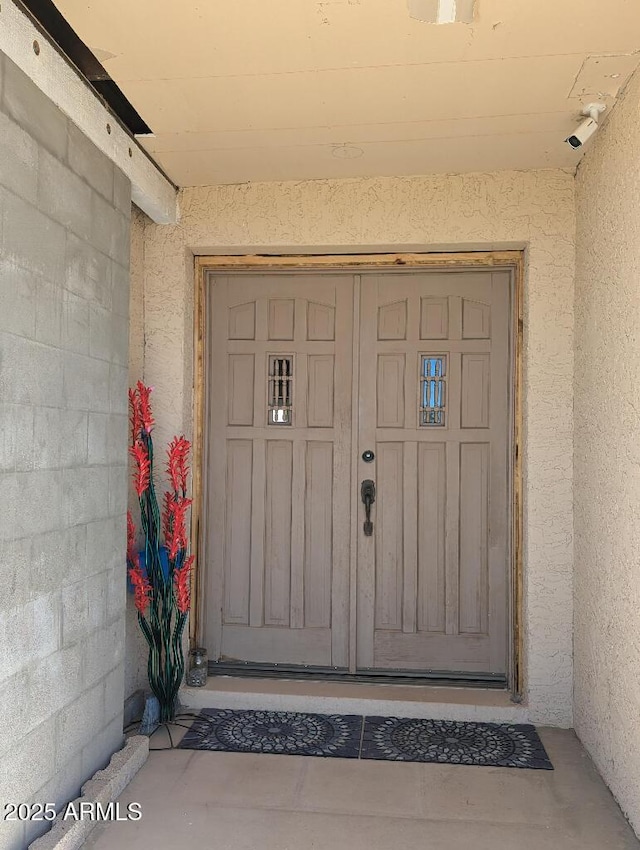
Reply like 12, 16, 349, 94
186, 647, 208, 687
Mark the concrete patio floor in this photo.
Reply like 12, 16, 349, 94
82, 727, 639, 850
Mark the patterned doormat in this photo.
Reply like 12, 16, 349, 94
178, 709, 553, 769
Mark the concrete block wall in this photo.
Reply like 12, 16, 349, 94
124, 207, 150, 701
0, 51, 131, 849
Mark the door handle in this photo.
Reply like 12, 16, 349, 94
361, 479, 376, 537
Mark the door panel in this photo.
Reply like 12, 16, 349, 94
206, 274, 354, 668
375, 441, 404, 631
223, 439, 252, 624
357, 271, 511, 675
304, 441, 334, 628
458, 442, 489, 635
417, 441, 446, 634
264, 439, 293, 626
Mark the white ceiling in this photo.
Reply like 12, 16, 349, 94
55, 0, 640, 187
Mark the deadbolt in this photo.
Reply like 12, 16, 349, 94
362, 450, 375, 463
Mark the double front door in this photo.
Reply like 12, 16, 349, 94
205, 268, 512, 678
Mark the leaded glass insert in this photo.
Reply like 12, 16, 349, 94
268, 355, 293, 425
420, 355, 447, 426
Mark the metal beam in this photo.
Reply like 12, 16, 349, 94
0, 0, 178, 224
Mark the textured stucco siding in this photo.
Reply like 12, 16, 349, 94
139, 168, 576, 726
574, 68, 640, 833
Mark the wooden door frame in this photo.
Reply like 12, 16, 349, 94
191, 251, 525, 698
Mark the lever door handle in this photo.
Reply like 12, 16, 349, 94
361, 479, 376, 536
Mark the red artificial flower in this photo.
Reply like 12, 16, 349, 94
162, 490, 173, 543
166, 495, 192, 560
128, 387, 142, 445
130, 440, 151, 497
126, 510, 137, 565
167, 436, 191, 494
136, 381, 154, 434
174, 555, 194, 614
129, 562, 151, 614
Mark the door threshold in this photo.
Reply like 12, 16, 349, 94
208, 661, 507, 689
181, 672, 527, 725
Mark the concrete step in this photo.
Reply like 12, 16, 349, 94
180, 676, 529, 724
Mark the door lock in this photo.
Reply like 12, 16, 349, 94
361, 479, 376, 537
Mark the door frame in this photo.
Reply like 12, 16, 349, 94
191, 251, 524, 698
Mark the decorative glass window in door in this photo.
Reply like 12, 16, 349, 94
420, 355, 447, 426
268, 355, 293, 425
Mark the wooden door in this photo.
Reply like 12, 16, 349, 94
205, 274, 353, 668
356, 271, 511, 675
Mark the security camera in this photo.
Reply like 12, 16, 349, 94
565, 117, 599, 149
565, 103, 606, 149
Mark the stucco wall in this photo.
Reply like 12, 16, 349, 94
140, 168, 576, 726
574, 69, 640, 833
0, 52, 130, 849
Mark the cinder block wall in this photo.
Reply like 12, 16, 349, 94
124, 207, 150, 701
0, 52, 130, 849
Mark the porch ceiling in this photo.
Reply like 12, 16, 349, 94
55, 0, 640, 187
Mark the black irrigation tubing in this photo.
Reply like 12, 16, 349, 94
124, 713, 206, 745
148, 721, 208, 751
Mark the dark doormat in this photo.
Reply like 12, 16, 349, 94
178, 708, 362, 758
361, 716, 553, 769
178, 709, 553, 769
